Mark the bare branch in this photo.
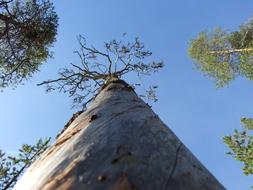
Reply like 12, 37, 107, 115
39, 35, 163, 108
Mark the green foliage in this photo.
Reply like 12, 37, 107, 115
228, 18, 253, 49
239, 53, 253, 80
224, 118, 253, 176
188, 29, 236, 87
0, 138, 50, 190
190, 16, 253, 187
188, 17, 253, 87
0, 0, 58, 88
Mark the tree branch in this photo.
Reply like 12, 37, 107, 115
209, 48, 253, 54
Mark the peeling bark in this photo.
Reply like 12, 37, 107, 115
14, 80, 226, 190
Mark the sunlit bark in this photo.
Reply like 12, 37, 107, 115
14, 79, 225, 190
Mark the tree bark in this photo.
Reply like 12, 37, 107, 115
14, 79, 226, 190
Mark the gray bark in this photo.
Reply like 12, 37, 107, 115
14, 79, 226, 190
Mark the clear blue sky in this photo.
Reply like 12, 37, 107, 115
0, 0, 252, 189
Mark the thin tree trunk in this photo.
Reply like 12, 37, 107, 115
209, 48, 253, 54
14, 79, 225, 190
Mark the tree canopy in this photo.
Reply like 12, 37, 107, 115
224, 118, 253, 176
189, 16, 253, 180
188, 17, 253, 87
0, 138, 50, 190
38, 35, 164, 108
0, 0, 58, 88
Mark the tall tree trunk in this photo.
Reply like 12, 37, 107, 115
14, 79, 225, 190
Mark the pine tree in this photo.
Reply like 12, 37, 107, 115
188, 16, 253, 178
0, 138, 50, 189
0, 0, 58, 88
188, 18, 253, 87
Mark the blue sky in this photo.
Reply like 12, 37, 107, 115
0, 0, 253, 189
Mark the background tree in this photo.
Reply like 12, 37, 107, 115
188, 17, 253, 87
0, 1, 57, 188
38, 35, 164, 108
0, 0, 58, 88
188, 16, 253, 178
0, 138, 50, 190
224, 118, 253, 176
